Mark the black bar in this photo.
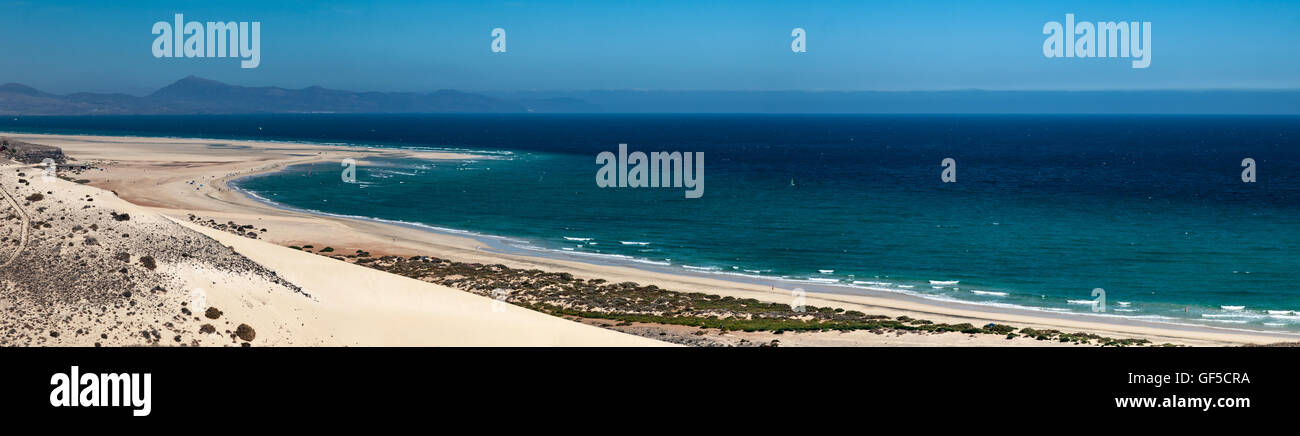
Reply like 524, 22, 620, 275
2, 347, 1291, 422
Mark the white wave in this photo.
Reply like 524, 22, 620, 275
971, 290, 1008, 297
707, 270, 770, 280
1117, 301, 1131, 307
1066, 299, 1095, 305
541, 248, 672, 266
1221, 305, 1246, 311
806, 278, 839, 283
1268, 310, 1296, 315
1202, 313, 1265, 320
818, 269, 834, 274
620, 241, 650, 245
1113, 308, 1138, 312
563, 237, 592, 241
929, 280, 959, 285
682, 265, 720, 271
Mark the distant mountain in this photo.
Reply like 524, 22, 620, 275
0, 76, 534, 115
0, 83, 53, 97
2, 77, 1297, 115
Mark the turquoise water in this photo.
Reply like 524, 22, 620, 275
5, 114, 1300, 330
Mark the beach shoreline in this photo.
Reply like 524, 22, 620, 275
219, 181, 1300, 343
7, 130, 1299, 346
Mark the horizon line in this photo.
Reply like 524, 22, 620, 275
3, 76, 1300, 97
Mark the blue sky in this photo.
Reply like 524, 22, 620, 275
1, 0, 1297, 94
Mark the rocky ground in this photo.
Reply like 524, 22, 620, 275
0, 164, 298, 346
186, 214, 266, 240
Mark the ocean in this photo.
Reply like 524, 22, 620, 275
4, 114, 1299, 330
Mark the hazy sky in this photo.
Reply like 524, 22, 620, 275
1, 0, 1297, 95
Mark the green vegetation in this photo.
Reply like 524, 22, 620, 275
1018, 328, 1150, 346
288, 247, 1170, 347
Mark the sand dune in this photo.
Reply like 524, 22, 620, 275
5, 131, 1299, 347
175, 219, 668, 346
0, 134, 665, 346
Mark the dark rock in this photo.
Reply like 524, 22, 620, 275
235, 324, 255, 342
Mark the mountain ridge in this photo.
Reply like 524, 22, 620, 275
2, 77, 1298, 115
0, 76, 543, 115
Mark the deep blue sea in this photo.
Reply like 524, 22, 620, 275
4, 114, 1299, 330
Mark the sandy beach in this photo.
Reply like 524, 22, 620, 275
4, 131, 1299, 347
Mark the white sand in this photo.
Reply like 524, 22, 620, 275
8, 131, 1299, 346
175, 219, 668, 346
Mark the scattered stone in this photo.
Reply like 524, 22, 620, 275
235, 324, 255, 342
